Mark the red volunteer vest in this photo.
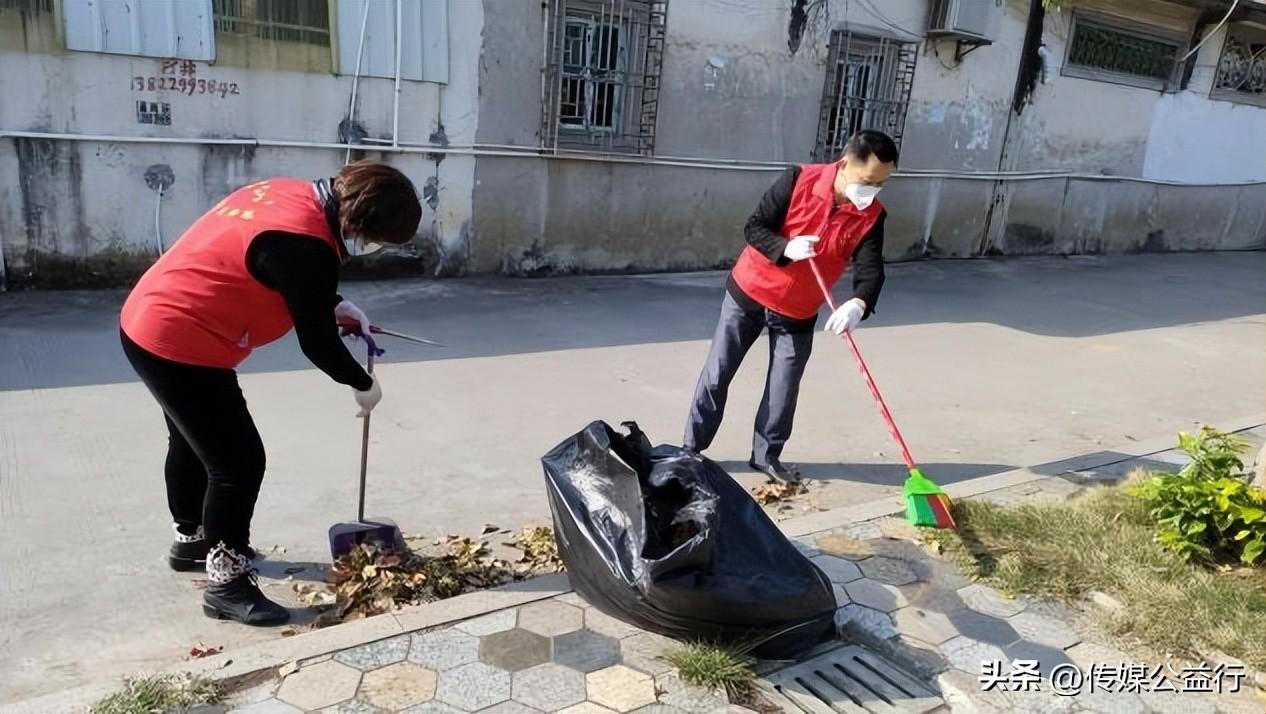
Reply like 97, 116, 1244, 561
731, 163, 884, 320
120, 178, 342, 369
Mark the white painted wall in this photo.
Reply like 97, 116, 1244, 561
1142, 24, 1266, 182
0, 0, 480, 278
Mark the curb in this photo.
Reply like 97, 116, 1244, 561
7, 415, 1261, 713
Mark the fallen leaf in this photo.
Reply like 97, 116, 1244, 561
283, 566, 305, 575
280, 628, 298, 638
481, 524, 499, 535
221, 659, 233, 669
278, 661, 298, 678
189, 643, 223, 658
751, 480, 808, 505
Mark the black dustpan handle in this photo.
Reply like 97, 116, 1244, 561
358, 349, 374, 522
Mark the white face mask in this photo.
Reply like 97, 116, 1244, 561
344, 235, 383, 257
844, 184, 881, 210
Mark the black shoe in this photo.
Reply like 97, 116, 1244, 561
169, 540, 257, 571
749, 456, 800, 483
202, 543, 289, 626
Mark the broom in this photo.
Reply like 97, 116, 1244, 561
807, 259, 955, 529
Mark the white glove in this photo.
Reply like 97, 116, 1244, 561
334, 299, 371, 336
824, 298, 866, 335
782, 235, 820, 262
354, 376, 382, 417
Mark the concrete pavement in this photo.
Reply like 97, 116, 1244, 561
0, 252, 1263, 704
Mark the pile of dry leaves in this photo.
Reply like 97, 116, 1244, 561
295, 526, 566, 623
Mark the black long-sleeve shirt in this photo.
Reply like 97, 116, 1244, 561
727, 166, 887, 319
246, 232, 373, 391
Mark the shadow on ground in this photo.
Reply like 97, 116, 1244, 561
1, 253, 1261, 391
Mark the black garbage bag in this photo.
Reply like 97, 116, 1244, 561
541, 420, 837, 659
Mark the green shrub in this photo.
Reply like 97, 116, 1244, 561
1127, 427, 1266, 566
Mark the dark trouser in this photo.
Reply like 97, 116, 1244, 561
121, 330, 265, 554
683, 292, 816, 464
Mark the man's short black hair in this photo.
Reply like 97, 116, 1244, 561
843, 130, 899, 166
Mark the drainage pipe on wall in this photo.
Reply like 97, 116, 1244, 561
1, 130, 1263, 187
392, 0, 403, 148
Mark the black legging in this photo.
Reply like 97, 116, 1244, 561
121, 330, 264, 554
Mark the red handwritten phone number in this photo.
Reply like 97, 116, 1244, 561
132, 76, 241, 98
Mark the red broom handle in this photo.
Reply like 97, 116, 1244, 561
808, 258, 919, 472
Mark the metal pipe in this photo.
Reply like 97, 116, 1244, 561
345, 1, 372, 164
392, 0, 404, 148
2, 130, 1262, 187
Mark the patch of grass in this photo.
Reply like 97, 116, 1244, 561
90, 673, 221, 714
665, 642, 756, 699
931, 483, 1266, 668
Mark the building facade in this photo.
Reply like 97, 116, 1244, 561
1, 0, 1263, 288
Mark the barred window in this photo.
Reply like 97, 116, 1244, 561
815, 32, 916, 163
1063, 11, 1186, 91
542, 0, 668, 155
1212, 25, 1266, 107
213, 0, 330, 46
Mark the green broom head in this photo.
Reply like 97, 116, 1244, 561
904, 468, 956, 529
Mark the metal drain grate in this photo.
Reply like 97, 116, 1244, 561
759, 645, 944, 714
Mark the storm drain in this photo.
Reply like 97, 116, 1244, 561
758, 645, 944, 714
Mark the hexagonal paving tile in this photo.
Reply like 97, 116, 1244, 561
833, 604, 897, 640
958, 584, 1026, 618
832, 584, 851, 607
858, 556, 918, 586
553, 628, 621, 673
226, 700, 303, 714
627, 706, 686, 714
791, 539, 820, 558
842, 521, 882, 540
511, 663, 587, 711
518, 600, 584, 637
557, 704, 617, 714
554, 592, 592, 609
455, 609, 518, 637
585, 608, 641, 639
618, 632, 677, 676
941, 636, 1009, 675
276, 661, 363, 711
893, 605, 960, 645
1000, 640, 1074, 678
952, 609, 1023, 648
654, 674, 727, 713
1063, 687, 1147, 714
876, 516, 920, 541
843, 578, 908, 612
1137, 688, 1218, 714
586, 665, 657, 712
357, 662, 437, 711
436, 662, 511, 711
318, 700, 388, 714
808, 555, 863, 584
815, 533, 874, 560
334, 635, 411, 671
1006, 611, 1081, 650
480, 703, 544, 714
410, 628, 481, 671
399, 702, 466, 714
479, 628, 551, 672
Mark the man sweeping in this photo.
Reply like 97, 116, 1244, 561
120, 161, 422, 624
683, 130, 898, 482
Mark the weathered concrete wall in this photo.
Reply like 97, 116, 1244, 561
0, 1, 483, 286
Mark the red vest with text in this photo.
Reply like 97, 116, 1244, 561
731, 163, 884, 320
120, 178, 341, 369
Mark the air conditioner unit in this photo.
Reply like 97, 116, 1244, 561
927, 0, 998, 43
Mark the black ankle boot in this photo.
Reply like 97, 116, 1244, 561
168, 526, 256, 572
202, 543, 289, 626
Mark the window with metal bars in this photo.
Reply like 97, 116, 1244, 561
542, 0, 667, 155
815, 32, 916, 163
213, 0, 330, 46
1212, 24, 1266, 107
1062, 11, 1186, 91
